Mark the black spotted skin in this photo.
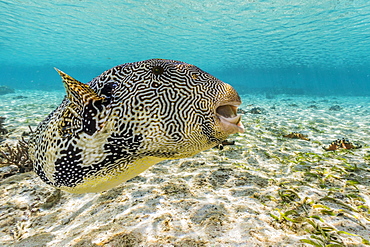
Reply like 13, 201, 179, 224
29, 59, 243, 193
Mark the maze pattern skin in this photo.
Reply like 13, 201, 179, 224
29, 59, 242, 193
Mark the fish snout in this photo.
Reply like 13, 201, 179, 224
216, 102, 244, 134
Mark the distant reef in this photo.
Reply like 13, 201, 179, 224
236, 87, 305, 97
0, 85, 15, 95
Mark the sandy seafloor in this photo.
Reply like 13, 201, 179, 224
0, 90, 369, 247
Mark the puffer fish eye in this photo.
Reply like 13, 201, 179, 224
152, 66, 164, 75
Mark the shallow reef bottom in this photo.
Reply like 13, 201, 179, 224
0, 91, 369, 246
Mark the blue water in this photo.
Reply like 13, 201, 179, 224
1, 0, 369, 95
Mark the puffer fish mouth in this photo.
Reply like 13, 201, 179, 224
216, 102, 245, 134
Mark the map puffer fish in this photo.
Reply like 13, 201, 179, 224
28, 59, 244, 193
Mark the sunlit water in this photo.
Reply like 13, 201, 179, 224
1, 0, 369, 95
1, 2, 370, 245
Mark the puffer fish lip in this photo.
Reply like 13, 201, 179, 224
218, 115, 245, 134
216, 102, 245, 134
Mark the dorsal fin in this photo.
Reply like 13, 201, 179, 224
54, 68, 104, 105
55, 68, 109, 137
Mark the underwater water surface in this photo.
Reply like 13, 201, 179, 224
1, 0, 370, 95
